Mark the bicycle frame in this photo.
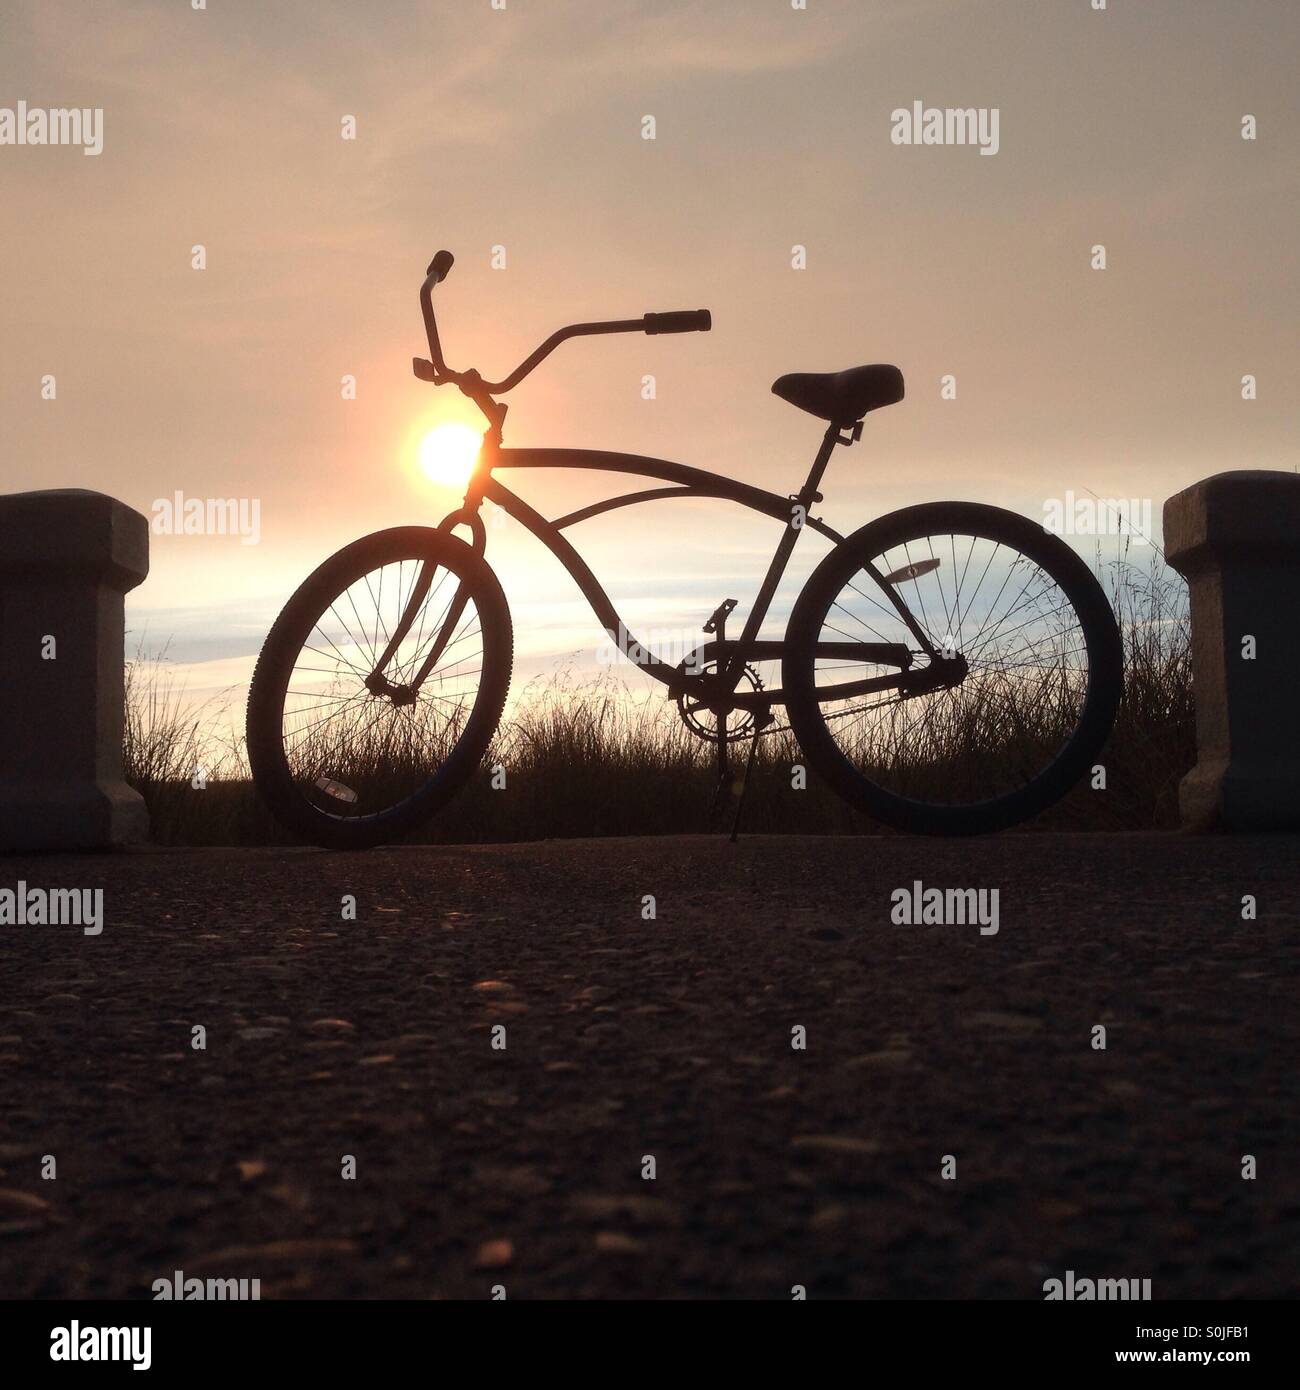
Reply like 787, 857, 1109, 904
372, 252, 947, 717
400, 430, 941, 719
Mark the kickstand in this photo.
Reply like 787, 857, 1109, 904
728, 711, 773, 843
710, 709, 731, 816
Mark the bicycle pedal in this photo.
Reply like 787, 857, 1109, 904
703, 598, 737, 634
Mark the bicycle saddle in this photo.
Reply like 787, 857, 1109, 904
771, 364, 904, 426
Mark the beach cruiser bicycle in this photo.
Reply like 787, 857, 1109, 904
247, 250, 1122, 849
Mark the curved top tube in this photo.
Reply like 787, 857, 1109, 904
492, 447, 845, 546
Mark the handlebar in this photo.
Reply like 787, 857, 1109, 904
416, 248, 711, 397
644, 310, 711, 335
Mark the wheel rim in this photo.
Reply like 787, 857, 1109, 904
810, 529, 1098, 811
278, 554, 490, 822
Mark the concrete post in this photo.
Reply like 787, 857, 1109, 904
0, 489, 150, 850
1164, 470, 1300, 830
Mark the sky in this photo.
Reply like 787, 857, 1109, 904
2, 0, 1296, 721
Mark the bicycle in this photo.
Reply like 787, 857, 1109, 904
247, 250, 1123, 849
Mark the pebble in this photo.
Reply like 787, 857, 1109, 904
846, 1050, 914, 1069
475, 1238, 514, 1269
572, 1195, 679, 1224
594, 1231, 643, 1254
962, 1011, 1043, 1032
810, 1204, 849, 1231
0, 1189, 49, 1215
790, 1135, 880, 1157
473, 1165, 552, 1197
189, 1239, 356, 1269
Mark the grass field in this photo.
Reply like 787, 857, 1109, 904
125, 556, 1194, 845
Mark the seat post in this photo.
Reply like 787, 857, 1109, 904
797, 423, 841, 510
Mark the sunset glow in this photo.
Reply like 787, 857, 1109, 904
418, 423, 483, 488
4, 0, 1296, 1324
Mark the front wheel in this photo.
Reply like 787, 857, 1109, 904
783, 502, 1122, 834
247, 526, 512, 848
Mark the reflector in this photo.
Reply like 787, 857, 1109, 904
315, 777, 358, 804
883, 557, 941, 584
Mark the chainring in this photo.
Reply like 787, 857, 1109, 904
675, 658, 764, 743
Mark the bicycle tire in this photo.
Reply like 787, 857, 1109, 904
247, 526, 512, 849
783, 502, 1122, 834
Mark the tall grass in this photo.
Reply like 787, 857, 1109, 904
1093, 549, 1195, 825
123, 555, 1195, 845
122, 643, 267, 845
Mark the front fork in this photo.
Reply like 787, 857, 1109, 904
366, 412, 502, 701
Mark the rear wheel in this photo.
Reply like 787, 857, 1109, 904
247, 527, 511, 848
783, 502, 1122, 834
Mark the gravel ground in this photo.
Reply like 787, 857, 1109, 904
1, 832, 1297, 1300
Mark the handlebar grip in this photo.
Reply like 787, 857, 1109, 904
427, 249, 455, 283
644, 309, 711, 335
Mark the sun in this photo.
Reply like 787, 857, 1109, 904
419, 422, 483, 487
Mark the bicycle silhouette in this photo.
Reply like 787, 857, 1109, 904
248, 250, 1122, 848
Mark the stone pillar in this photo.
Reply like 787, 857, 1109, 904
0, 489, 150, 850
1164, 470, 1300, 830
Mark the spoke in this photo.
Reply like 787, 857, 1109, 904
963, 598, 1081, 665
926, 535, 955, 641
953, 543, 999, 638
343, 582, 380, 673
965, 567, 1055, 661
304, 631, 370, 683
324, 600, 375, 677
822, 613, 894, 647
901, 540, 934, 641
283, 694, 376, 740
845, 575, 905, 625
828, 598, 894, 643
